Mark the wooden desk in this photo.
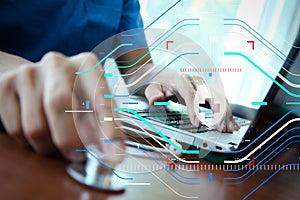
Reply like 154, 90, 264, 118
0, 133, 299, 200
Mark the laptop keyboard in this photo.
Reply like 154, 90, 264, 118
136, 109, 209, 133
135, 107, 250, 134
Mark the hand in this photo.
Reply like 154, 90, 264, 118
0, 52, 124, 161
143, 69, 240, 132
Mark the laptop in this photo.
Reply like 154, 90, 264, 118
117, 30, 300, 156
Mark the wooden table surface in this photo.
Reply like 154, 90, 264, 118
0, 133, 299, 200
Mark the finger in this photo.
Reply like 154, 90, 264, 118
216, 119, 226, 132
221, 101, 240, 132
211, 103, 231, 132
225, 114, 240, 132
232, 119, 240, 130
42, 52, 84, 161
225, 102, 240, 132
16, 64, 57, 155
215, 103, 240, 132
226, 120, 235, 132
225, 108, 235, 133
144, 83, 166, 105
177, 74, 201, 127
190, 76, 236, 132
190, 76, 220, 112
67, 53, 101, 148
71, 52, 126, 163
0, 72, 27, 145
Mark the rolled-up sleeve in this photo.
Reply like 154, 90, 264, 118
118, 0, 144, 32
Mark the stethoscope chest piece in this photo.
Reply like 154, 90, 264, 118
66, 147, 126, 192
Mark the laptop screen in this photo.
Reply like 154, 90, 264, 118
264, 30, 300, 116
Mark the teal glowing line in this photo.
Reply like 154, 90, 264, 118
286, 102, 300, 105
115, 23, 200, 69
114, 107, 199, 154
75, 43, 133, 74
251, 101, 268, 106
224, 52, 300, 98
154, 101, 170, 106
103, 94, 112, 98
104, 73, 113, 77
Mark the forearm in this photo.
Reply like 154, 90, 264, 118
0, 51, 32, 74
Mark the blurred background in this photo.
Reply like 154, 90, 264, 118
139, 0, 300, 108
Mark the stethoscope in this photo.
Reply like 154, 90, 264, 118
67, 144, 126, 192
67, 138, 183, 192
